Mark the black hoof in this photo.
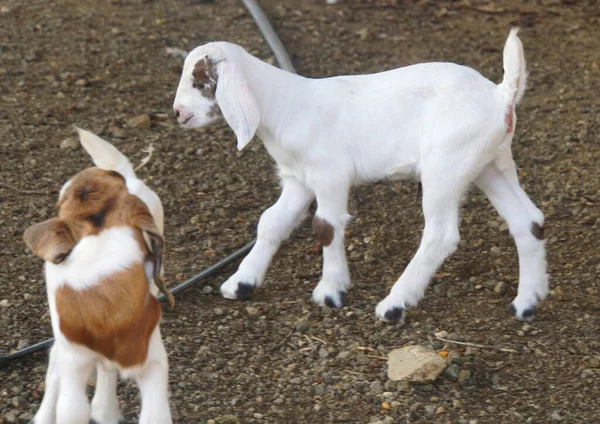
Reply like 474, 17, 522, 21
509, 303, 537, 322
384, 307, 406, 324
324, 291, 345, 308
235, 282, 255, 301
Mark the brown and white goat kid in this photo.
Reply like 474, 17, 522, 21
24, 129, 173, 424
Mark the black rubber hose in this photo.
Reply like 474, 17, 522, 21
0, 0, 295, 367
240, 0, 296, 73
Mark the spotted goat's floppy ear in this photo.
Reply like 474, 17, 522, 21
24, 219, 79, 264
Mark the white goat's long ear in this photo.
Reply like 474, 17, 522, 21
76, 127, 136, 179
215, 63, 260, 150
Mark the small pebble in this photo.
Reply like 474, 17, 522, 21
127, 113, 152, 129
59, 138, 78, 150
443, 364, 460, 381
458, 369, 472, 384
245, 306, 260, 316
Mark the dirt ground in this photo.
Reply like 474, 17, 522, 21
1, 0, 599, 423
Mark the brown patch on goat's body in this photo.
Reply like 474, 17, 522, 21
531, 222, 545, 240
192, 57, 222, 99
313, 216, 334, 247
56, 263, 161, 368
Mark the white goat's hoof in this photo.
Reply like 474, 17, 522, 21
376, 298, 407, 324
90, 407, 124, 424
312, 283, 346, 308
220, 273, 258, 301
509, 299, 538, 322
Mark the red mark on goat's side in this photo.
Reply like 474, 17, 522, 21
505, 105, 514, 133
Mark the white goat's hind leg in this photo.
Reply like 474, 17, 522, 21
376, 178, 462, 323
55, 348, 95, 424
32, 345, 60, 424
90, 365, 123, 424
311, 183, 351, 308
476, 160, 548, 321
221, 177, 314, 300
135, 328, 172, 424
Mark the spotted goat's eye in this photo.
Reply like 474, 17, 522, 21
193, 82, 205, 90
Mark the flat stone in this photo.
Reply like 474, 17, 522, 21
387, 345, 447, 383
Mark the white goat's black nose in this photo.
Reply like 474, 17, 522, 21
174, 109, 180, 118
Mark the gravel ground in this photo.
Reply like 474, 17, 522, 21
1, 0, 599, 423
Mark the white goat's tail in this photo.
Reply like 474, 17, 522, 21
76, 127, 136, 179
500, 28, 527, 106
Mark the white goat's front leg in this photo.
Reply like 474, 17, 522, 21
376, 176, 462, 323
311, 183, 351, 308
135, 328, 172, 424
55, 346, 95, 424
220, 177, 314, 300
476, 158, 548, 321
32, 345, 60, 424
90, 365, 123, 424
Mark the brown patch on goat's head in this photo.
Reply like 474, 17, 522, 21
312, 216, 334, 247
54, 167, 173, 305
192, 56, 222, 99
24, 168, 126, 263
56, 263, 161, 367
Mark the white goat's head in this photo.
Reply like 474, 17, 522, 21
173, 42, 260, 150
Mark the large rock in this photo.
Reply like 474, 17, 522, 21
127, 113, 152, 129
387, 345, 447, 383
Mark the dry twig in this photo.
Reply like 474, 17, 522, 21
435, 336, 518, 353
0, 183, 55, 195
135, 144, 155, 172
269, 328, 295, 351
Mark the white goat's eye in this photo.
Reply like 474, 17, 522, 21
193, 82, 205, 90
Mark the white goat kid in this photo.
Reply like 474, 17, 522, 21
173, 29, 548, 323
25, 129, 173, 424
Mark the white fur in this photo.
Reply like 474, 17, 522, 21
45, 227, 143, 291
173, 29, 547, 321
58, 179, 72, 201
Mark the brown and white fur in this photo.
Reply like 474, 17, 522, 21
24, 129, 173, 424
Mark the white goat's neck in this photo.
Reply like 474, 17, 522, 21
236, 48, 308, 142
